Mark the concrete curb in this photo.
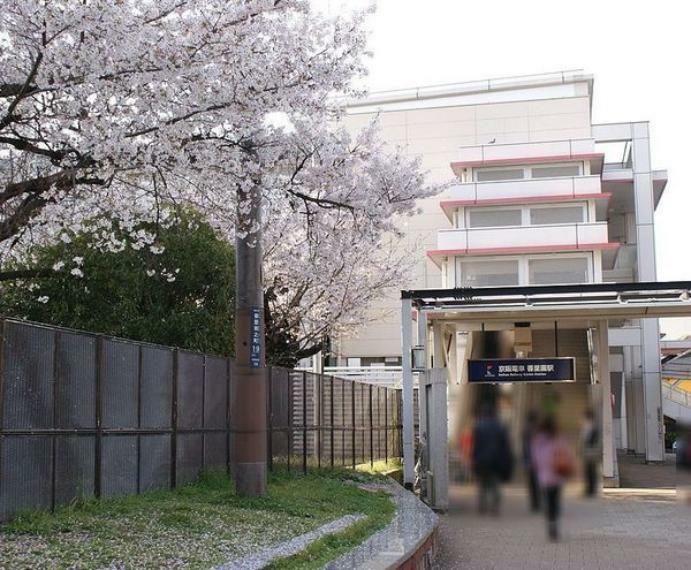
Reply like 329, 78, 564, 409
326, 481, 439, 570
215, 514, 365, 570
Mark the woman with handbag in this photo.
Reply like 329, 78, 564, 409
531, 415, 575, 541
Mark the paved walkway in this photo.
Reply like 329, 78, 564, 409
436, 484, 690, 569
618, 452, 677, 488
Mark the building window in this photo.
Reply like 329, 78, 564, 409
528, 257, 589, 284
529, 204, 585, 225
473, 162, 582, 182
457, 259, 519, 287
464, 203, 587, 229
530, 164, 581, 178
475, 168, 524, 182
468, 207, 522, 228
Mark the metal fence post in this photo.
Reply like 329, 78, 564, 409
136, 345, 143, 494
384, 388, 388, 464
341, 379, 346, 467
95, 335, 103, 498
317, 373, 322, 469
376, 386, 381, 464
201, 356, 206, 470
361, 385, 365, 466
267, 367, 273, 471
171, 349, 178, 489
351, 381, 356, 469
369, 384, 374, 468
51, 331, 59, 511
330, 376, 335, 469
302, 371, 307, 474
226, 357, 232, 477
0, 321, 5, 505
287, 371, 291, 473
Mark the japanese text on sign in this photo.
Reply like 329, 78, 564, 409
250, 307, 262, 368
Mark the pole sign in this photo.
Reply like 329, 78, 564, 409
468, 357, 576, 383
250, 307, 262, 368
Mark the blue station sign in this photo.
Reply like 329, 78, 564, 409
468, 357, 576, 383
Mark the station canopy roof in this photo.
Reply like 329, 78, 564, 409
402, 281, 691, 323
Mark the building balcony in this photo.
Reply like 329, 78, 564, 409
601, 165, 668, 212
440, 175, 609, 219
451, 138, 603, 174
428, 222, 618, 264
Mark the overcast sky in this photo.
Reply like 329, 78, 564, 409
314, 0, 691, 339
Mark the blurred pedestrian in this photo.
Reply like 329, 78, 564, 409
473, 402, 513, 515
531, 416, 575, 541
581, 409, 600, 497
676, 423, 691, 505
522, 410, 541, 512
459, 420, 474, 482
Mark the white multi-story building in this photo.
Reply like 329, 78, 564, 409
337, 71, 688, 484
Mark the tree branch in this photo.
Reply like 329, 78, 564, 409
0, 52, 43, 130
0, 268, 53, 282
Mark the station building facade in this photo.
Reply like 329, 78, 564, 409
338, 71, 670, 470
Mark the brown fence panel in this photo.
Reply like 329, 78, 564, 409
0, 317, 403, 521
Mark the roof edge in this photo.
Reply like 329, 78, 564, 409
344, 70, 594, 109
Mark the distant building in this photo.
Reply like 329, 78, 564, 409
340, 71, 673, 466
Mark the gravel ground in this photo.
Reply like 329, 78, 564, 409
0, 470, 388, 570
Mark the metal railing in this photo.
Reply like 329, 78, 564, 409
323, 366, 402, 387
267, 369, 402, 472
663, 382, 691, 408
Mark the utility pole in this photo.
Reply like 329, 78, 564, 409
231, 179, 267, 496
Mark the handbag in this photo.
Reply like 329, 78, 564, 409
553, 442, 575, 479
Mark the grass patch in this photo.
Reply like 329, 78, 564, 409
355, 458, 402, 475
0, 468, 395, 570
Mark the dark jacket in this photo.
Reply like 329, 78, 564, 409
473, 417, 513, 480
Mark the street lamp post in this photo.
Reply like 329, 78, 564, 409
231, 180, 268, 496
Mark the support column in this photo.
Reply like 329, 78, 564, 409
432, 322, 445, 369
598, 320, 615, 481
631, 123, 665, 462
623, 346, 636, 452
422, 368, 449, 511
401, 298, 415, 487
418, 311, 429, 369
448, 326, 459, 384
417, 311, 429, 444
232, 182, 267, 496
619, 370, 628, 451
628, 346, 647, 455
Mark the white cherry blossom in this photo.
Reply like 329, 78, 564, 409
1, 0, 442, 358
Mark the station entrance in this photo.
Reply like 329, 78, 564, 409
400, 281, 691, 510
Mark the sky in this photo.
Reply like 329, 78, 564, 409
315, 0, 691, 339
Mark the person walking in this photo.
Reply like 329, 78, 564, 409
581, 409, 600, 497
459, 420, 474, 483
522, 410, 541, 512
473, 402, 513, 515
531, 416, 574, 541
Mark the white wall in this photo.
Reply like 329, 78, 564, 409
338, 87, 593, 359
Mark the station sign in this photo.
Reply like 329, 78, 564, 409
468, 357, 576, 383
249, 306, 262, 368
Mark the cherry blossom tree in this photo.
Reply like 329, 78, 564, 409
1, 0, 442, 495
1, 0, 440, 367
